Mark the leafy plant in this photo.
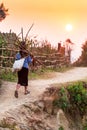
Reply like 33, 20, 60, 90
67, 82, 87, 115
83, 123, 87, 130
53, 81, 87, 117
53, 87, 69, 111
0, 70, 17, 82
58, 126, 64, 130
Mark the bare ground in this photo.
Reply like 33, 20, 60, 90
0, 67, 87, 118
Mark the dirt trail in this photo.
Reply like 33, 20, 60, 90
0, 67, 87, 117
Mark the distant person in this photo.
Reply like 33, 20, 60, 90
14, 41, 33, 98
64, 39, 72, 56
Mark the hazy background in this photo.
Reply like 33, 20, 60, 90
0, 0, 87, 61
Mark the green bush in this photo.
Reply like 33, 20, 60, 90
83, 123, 87, 130
67, 82, 87, 115
58, 126, 64, 130
0, 70, 17, 82
53, 87, 69, 111
53, 81, 87, 116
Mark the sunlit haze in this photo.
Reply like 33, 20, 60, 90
0, 0, 87, 61
65, 24, 73, 32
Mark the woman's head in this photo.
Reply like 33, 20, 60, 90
19, 41, 26, 49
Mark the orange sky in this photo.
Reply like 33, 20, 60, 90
0, 0, 87, 61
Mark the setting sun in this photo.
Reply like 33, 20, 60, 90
65, 24, 73, 31
1, 0, 87, 61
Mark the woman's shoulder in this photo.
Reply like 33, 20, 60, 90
16, 52, 21, 59
25, 55, 32, 62
26, 55, 31, 58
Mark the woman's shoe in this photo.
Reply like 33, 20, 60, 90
24, 90, 30, 95
14, 90, 18, 98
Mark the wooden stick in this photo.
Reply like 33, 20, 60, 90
25, 23, 34, 41
21, 27, 24, 41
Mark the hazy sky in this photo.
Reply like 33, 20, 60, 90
0, 0, 87, 60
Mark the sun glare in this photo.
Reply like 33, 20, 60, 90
65, 24, 73, 31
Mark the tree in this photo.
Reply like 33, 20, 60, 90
0, 3, 8, 82
74, 40, 87, 66
0, 3, 8, 21
80, 41, 87, 66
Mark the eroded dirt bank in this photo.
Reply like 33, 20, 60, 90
0, 67, 87, 130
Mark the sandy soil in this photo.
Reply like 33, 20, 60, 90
0, 67, 87, 117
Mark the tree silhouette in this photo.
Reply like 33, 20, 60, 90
74, 40, 87, 66
0, 3, 8, 21
80, 41, 87, 66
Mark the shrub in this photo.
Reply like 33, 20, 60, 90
67, 82, 87, 115
58, 126, 64, 130
53, 81, 87, 116
83, 124, 87, 130
53, 87, 69, 111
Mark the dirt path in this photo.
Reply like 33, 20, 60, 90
0, 67, 87, 117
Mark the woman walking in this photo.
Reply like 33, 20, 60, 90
14, 41, 33, 98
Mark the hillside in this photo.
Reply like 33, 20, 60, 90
0, 67, 87, 130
